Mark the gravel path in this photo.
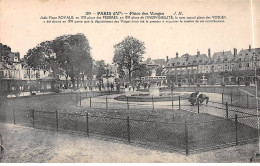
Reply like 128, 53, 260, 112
0, 123, 258, 163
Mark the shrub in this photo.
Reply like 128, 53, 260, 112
54, 88, 61, 93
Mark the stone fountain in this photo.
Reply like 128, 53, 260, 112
140, 64, 162, 97
200, 75, 208, 85
146, 64, 161, 97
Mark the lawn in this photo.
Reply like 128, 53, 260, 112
0, 92, 258, 154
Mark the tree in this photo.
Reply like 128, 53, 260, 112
113, 36, 145, 84
24, 41, 60, 75
132, 64, 150, 79
93, 60, 106, 81
156, 66, 163, 76
52, 33, 93, 89
25, 33, 93, 89
0, 43, 12, 62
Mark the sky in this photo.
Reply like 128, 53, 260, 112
0, 0, 260, 64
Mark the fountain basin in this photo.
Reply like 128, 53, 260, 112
114, 92, 189, 102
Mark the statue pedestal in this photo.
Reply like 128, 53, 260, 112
149, 83, 160, 97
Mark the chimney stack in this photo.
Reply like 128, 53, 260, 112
249, 45, 251, 51
166, 56, 169, 62
197, 50, 200, 56
176, 52, 179, 58
233, 48, 237, 56
208, 48, 211, 58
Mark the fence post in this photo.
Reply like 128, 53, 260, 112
230, 93, 233, 104
127, 97, 129, 110
225, 102, 229, 119
90, 97, 92, 108
179, 96, 181, 110
185, 119, 189, 156
32, 109, 35, 127
247, 94, 249, 108
127, 116, 130, 142
55, 111, 58, 132
80, 93, 81, 107
239, 90, 241, 102
106, 96, 108, 109
235, 114, 238, 145
13, 107, 15, 124
222, 93, 224, 104
197, 103, 200, 114
86, 113, 89, 137
172, 110, 175, 122
171, 94, 174, 109
152, 96, 154, 110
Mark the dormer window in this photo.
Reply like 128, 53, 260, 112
177, 62, 180, 65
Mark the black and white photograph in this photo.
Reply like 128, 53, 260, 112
0, 0, 260, 163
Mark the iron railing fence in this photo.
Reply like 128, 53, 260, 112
0, 105, 258, 155
170, 86, 259, 109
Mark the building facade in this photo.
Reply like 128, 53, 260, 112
0, 44, 50, 95
163, 45, 260, 86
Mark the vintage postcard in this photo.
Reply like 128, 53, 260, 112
0, 0, 260, 163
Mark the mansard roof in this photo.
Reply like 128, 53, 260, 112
143, 58, 166, 65
211, 51, 234, 63
152, 59, 166, 66
236, 48, 260, 61
166, 53, 210, 67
